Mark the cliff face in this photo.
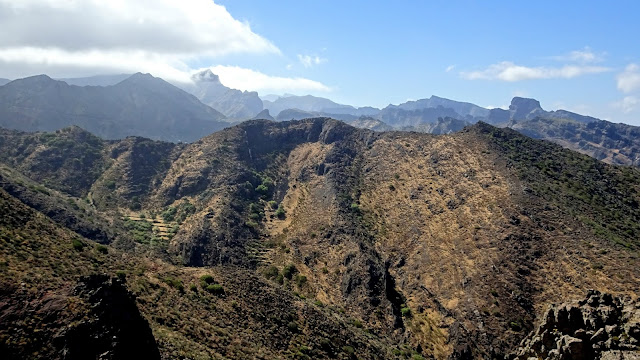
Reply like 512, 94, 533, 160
513, 290, 640, 360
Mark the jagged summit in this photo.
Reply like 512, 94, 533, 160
185, 69, 263, 119
509, 97, 544, 120
250, 109, 275, 121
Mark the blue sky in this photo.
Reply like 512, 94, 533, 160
213, 0, 640, 124
1, 0, 639, 124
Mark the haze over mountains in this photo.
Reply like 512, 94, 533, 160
1, 70, 639, 168
0, 73, 228, 142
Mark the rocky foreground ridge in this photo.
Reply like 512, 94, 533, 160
512, 290, 640, 360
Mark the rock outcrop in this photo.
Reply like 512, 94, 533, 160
512, 290, 640, 360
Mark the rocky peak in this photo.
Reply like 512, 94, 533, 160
509, 97, 544, 120
512, 290, 640, 360
251, 109, 275, 121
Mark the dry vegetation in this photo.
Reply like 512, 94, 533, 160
1, 118, 639, 359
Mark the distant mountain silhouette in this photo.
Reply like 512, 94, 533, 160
183, 69, 263, 119
0, 73, 228, 142
58, 74, 132, 86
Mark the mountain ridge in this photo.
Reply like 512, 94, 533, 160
2, 118, 638, 358
0, 73, 228, 142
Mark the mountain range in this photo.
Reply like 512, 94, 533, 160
182, 69, 264, 119
0, 73, 228, 142
1, 118, 639, 359
1, 71, 640, 172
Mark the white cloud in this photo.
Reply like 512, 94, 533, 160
461, 61, 611, 82
206, 66, 331, 93
0, 0, 278, 57
551, 47, 605, 63
613, 96, 639, 114
0, 0, 332, 94
617, 64, 640, 93
445, 65, 455, 72
297, 54, 327, 68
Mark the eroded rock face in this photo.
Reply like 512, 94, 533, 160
0, 275, 159, 360
512, 290, 640, 360
60, 275, 161, 360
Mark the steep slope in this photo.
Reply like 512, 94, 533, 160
114, 118, 638, 358
1, 119, 639, 359
0, 126, 110, 197
510, 117, 640, 167
186, 69, 263, 119
0, 180, 416, 360
0, 188, 160, 360
0, 73, 228, 142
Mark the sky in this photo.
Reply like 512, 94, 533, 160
1, 0, 639, 124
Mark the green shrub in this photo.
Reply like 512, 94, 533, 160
275, 205, 286, 218
161, 207, 177, 222
200, 274, 215, 288
245, 220, 259, 229
401, 306, 412, 317
96, 244, 108, 254
314, 300, 324, 307
342, 346, 355, 354
255, 184, 269, 194
206, 283, 224, 295
164, 277, 184, 292
189, 283, 198, 292
72, 239, 85, 251
350, 202, 361, 213
268, 200, 278, 209
263, 266, 279, 279
105, 180, 116, 190
287, 321, 299, 332
282, 264, 297, 279
261, 177, 274, 189
295, 274, 307, 287
249, 203, 262, 213
116, 270, 127, 280
351, 319, 363, 328
509, 321, 522, 331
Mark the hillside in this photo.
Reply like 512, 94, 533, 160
1, 118, 639, 359
510, 117, 640, 167
0, 73, 228, 142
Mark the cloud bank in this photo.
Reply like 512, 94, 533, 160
461, 61, 610, 82
0, 0, 329, 93
206, 66, 331, 93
